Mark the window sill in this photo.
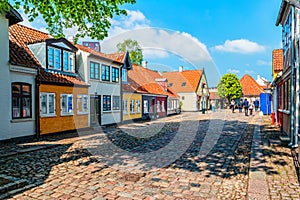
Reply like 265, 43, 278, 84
11, 118, 35, 123
278, 109, 290, 114
61, 113, 74, 116
41, 114, 57, 118
103, 111, 112, 113
77, 112, 89, 115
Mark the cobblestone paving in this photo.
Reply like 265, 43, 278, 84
0, 111, 299, 199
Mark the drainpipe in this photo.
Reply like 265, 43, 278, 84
290, 6, 295, 147
294, 9, 299, 148
35, 68, 40, 139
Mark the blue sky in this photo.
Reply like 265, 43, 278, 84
17, 0, 282, 87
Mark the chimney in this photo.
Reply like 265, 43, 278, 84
142, 61, 148, 68
179, 66, 183, 72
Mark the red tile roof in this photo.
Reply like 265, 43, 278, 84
209, 92, 221, 100
9, 24, 87, 86
106, 52, 127, 63
163, 70, 203, 93
127, 64, 178, 97
272, 49, 283, 71
240, 74, 264, 96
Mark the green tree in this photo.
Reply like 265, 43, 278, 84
116, 39, 143, 65
217, 73, 242, 102
0, 0, 136, 43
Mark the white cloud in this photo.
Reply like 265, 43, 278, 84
227, 69, 240, 74
245, 70, 255, 75
213, 39, 266, 54
257, 60, 271, 66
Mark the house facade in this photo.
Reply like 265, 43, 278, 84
275, 0, 298, 147
10, 24, 89, 136
163, 67, 209, 112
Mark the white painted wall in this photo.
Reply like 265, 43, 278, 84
0, 14, 11, 140
77, 50, 122, 126
179, 92, 198, 111
28, 42, 47, 68
10, 69, 36, 138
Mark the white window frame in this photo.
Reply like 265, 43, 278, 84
60, 94, 74, 116
144, 100, 149, 113
40, 93, 56, 117
162, 101, 165, 112
136, 100, 141, 113
113, 96, 120, 110
130, 99, 135, 114
77, 94, 88, 114
63, 51, 75, 72
157, 101, 161, 112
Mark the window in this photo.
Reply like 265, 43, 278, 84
12, 83, 32, 119
162, 101, 165, 112
90, 62, 100, 79
130, 99, 135, 114
55, 49, 61, 70
40, 93, 56, 116
182, 82, 186, 87
113, 96, 120, 110
169, 83, 173, 87
122, 69, 127, 83
77, 95, 88, 114
136, 100, 141, 113
102, 65, 110, 81
182, 96, 185, 100
112, 67, 119, 82
63, 51, 74, 72
157, 101, 161, 112
144, 100, 149, 113
61, 94, 73, 115
103, 95, 111, 111
48, 47, 54, 68
123, 100, 128, 114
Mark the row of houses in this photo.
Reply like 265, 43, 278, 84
271, 0, 300, 148
0, 7, 209, 141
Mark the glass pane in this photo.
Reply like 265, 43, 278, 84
12, 97, 20, 118
90, 62, 95, 79
55, 49, 61, 70
22, 85, 30, 95
95, 64, 99, 79
41, 94, 47, 114
12, 84, 21, 95
83, 96, 88, 112
48, 47, 54, 68
69, 54, 73, 72
61, 95, 67, 113
68, 95, 73, 113
49, 94, 55, 114
22, 97, 31, 117
77, 96, 83, 112
63, 51, 69, 71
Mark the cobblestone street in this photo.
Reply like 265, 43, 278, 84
0, 110, 300, 199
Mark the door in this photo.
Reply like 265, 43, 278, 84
90, 95, 101, 125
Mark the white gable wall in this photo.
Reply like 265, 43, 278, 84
178, 92, 198, 111
0, 14, 11, 140
28, 42, 47, 68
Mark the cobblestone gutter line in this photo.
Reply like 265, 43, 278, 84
248, 116, 270, 200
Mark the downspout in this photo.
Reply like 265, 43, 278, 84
290, 6, 295, 147
35, 68, 40, 139
295, 8, 299, 148
120, 65, 123, 123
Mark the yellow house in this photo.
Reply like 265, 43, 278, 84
122, 92, 143, 121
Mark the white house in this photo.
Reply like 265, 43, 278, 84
76, 45, 132, 126
0, 6, 39, 141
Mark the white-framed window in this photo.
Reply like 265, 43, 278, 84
61, 94, 73, 115
63, 51, 74, 72
77, 95, 88, 114
103, 95, 111, 111
136, 100, 141, 113
130, 99, 135, 114
40, 93, 56, 117
157, 101, 161, 112
48, 47, 61, 70
122, 68, 127, 83
113, 96, 120, 110
162, 101, 165, 112
144, 100, 149, 113
123, 100, 128, 114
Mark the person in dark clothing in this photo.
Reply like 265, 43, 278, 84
254, 98, 259, 112
243, 98, 249, 116
238, 99, 243, 113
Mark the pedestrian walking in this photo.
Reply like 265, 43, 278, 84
238, 99, 243, 113
211, 101, 215, 112
249, 100, 254, 115
230, 99, 235, 113
243, 98, 249, 116
254, 98, 259, 112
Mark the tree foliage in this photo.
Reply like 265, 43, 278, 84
116, 39, 143, 65
0, 0, 136, 43
217, 73, 242, 102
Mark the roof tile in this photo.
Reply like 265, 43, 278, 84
240, 74, 264, 96
272, 49, 283, 71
